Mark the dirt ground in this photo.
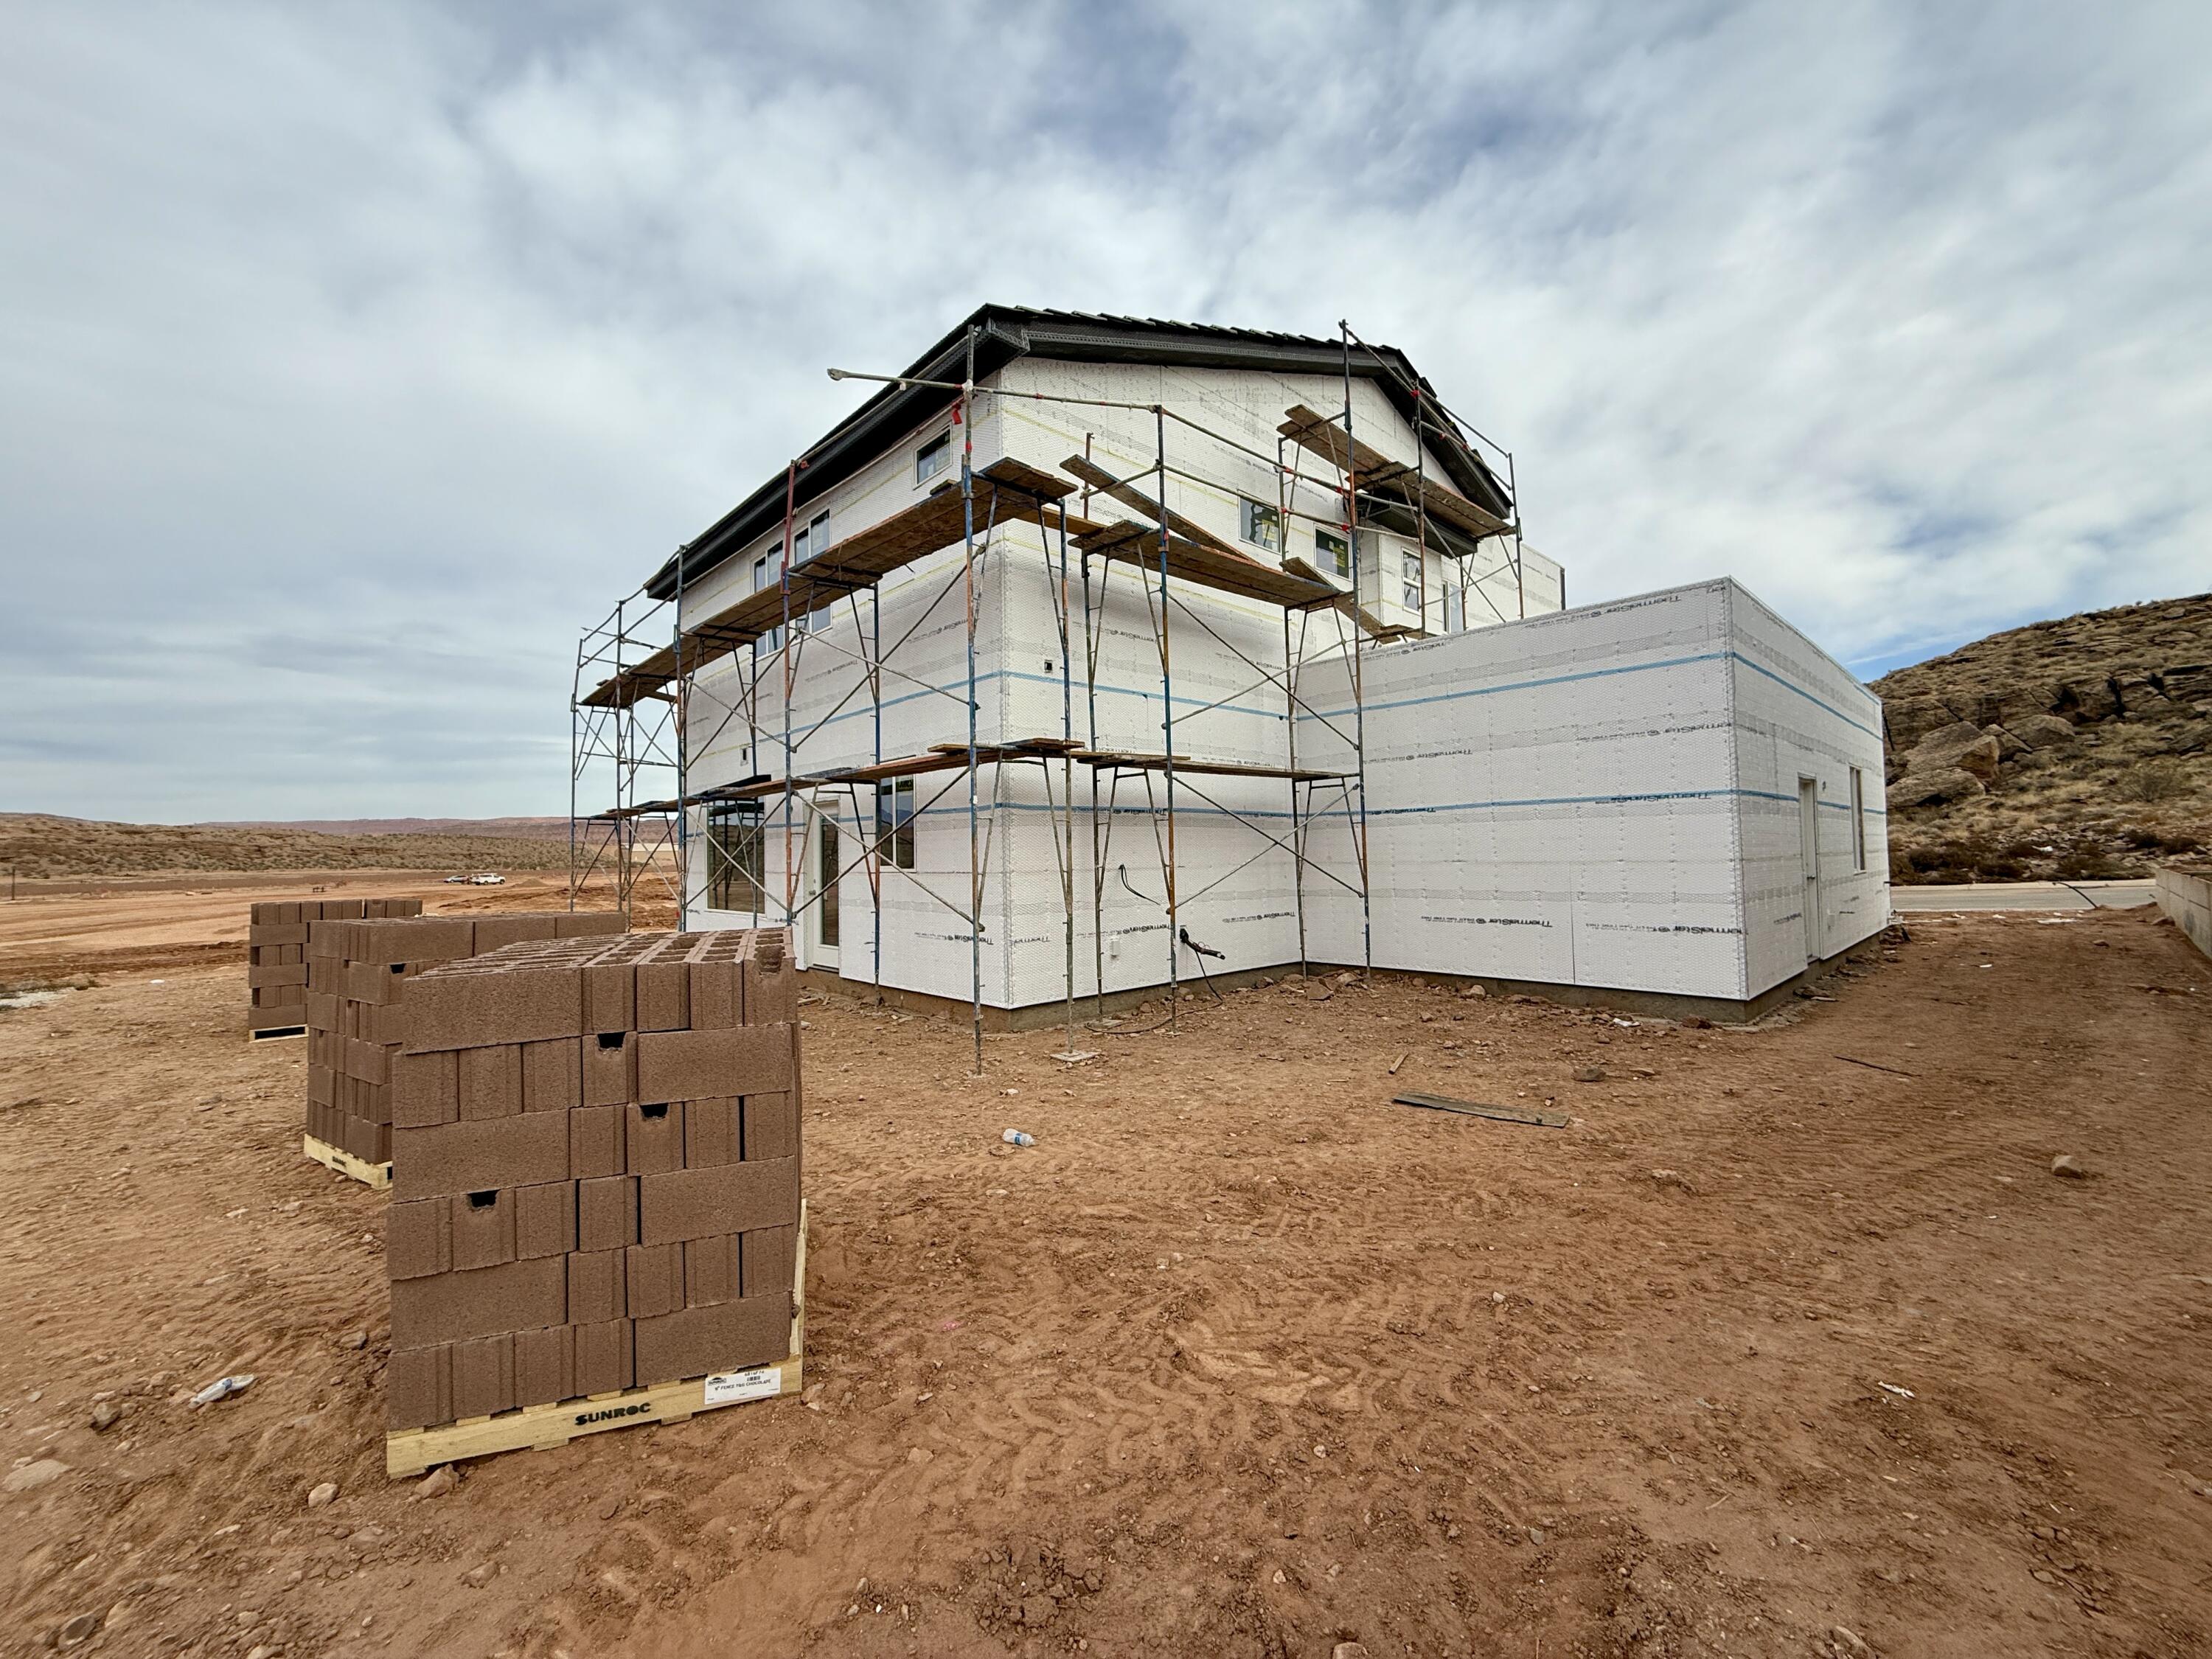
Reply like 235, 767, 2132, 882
1, 891, 2209, 1658
0, 870, 672, 986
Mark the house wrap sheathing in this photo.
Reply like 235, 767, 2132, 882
644, 308, 1885, 1018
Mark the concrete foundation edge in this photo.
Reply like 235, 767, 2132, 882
799, 933, 1892, 1031
2154, 864, 2212, 961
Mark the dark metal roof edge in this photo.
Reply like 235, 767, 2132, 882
645, 305, 1509, 600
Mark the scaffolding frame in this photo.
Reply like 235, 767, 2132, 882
569, 322, 1523, 1070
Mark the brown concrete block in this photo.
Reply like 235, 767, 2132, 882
451, 1333, 515, 1419
689, 959, 740, 1030
573, 1319, 633, 1396
685, 1097, 740, 1168
450, 1187, 516, 1272
458, 1044, 524, 1121
636, 1026, 792, 1106
515, 1180, 577, 1259
386, 1345, 451, 1430
390, 1113, 568, 1200
392, 1050, 459, 1129
625, 1100, 685, 1175
625, 1243, 684, 1319
389, 1256, 566, 1347
568, 1103, 625, 1180
582, 1031, 637, 1108
636, 1158, 799, 1247
515, 1324, 574, 1408
684, 1234, 740, 1307
636, 958, 689, 1032
567, 1249, 625, 1324
632, 1293, 791, 1388
404, 962, 583, 1053
584, 961, 635, 1034
744, 951, 797, 1025
473, 914, 560, 953
741, 1223, 798, 1300
522, 1038, 582, 1113
577, 1175, 639, 1253
387, 1196, 451, 1280
742, 1091, 798, 1161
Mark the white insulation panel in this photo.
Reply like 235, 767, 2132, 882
667, 352, 1884, 1012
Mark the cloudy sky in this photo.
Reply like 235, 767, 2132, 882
4, 2, 2205, 822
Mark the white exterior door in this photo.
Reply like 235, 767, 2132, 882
811, 812, 841, 973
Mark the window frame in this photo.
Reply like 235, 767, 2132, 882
875, 776, 915, 871
1239, 498, 1281, 553
1400, 549, 1422, 611
706, 804, 766, 913
1314, 526, 1351, 580
915, 431, 951, 485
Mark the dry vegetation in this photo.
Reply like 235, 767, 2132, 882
1874, 592, 2211, 883
0, 814, 574, 881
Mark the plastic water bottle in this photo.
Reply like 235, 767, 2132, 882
1001, 1130, 1035, 1147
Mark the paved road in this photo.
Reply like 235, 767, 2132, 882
1891, 878, 2156, 912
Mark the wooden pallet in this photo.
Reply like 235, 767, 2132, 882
249, 1023, 307, 1042
302, 1133, 392, 1190
384, 1200, 807, 1478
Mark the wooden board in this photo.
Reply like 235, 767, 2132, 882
1074, 748, 1347, 784
303, 1133, 392, 1190
582, 461, 1101, 708
1394, 1092, 1568, 1128
383, 1201, 808, 1478
1280, 403, 1513, 540
249, 1024, 307, 1042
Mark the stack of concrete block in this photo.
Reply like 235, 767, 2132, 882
251, 898, 420, 1037
304, 911, 625, 1172
385, 928, 800, 1430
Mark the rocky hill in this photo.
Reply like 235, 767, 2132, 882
1874, 592, 2211, 882
0, 815, 575, 880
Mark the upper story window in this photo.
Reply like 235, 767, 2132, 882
1240, 498, 1280, 552
1400, 549, 1422, 610
1314, 527, 1350, 581
916, 431, 951, 485
790, 509, 830, 566
753, 552, 783, 654
1443, 582, 1464, 633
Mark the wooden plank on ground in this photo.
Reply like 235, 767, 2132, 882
1394, 1092, 1568, 1128
303, 1134, 391, 1190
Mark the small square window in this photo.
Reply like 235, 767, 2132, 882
916, 431, 950, 484
1315, 527, 1350, 580
1240, 498, 1280, 552
1400, 550, 1422, 610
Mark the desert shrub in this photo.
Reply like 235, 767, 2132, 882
2120, 759, 2191, 802
2121, 824, 2205, 854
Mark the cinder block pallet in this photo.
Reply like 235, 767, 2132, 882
303, 1133, 392, 1192
384, 1201, 806, 1478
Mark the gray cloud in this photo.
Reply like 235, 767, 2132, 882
4, 0, 2205, 819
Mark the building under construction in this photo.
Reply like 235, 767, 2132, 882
574, 307, 1887, 1048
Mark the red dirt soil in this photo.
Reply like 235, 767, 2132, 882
1, 903, 2208, 1657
